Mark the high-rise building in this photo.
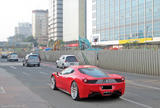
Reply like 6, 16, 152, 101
90, 0, 160, 45
48, 0, 63, 41
15, 23, 32, 38
63, 0, 86, 42
32, 10, 48, 45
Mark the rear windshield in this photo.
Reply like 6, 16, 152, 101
66, 56, 77, 62
29, 55, 39, 59
10, 53, 17, 55
78, 68, 108, 78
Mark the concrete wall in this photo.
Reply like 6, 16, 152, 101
39, 49, 160, 76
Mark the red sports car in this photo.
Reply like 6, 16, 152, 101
50, 65, 125, 100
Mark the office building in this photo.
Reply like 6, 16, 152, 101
48, 0, 63, 41
91, 0, 160, 45
15, 23, 32, 39
63, 0, 86, 42
32, 10, 48, 45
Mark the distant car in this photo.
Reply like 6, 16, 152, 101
23, 54, 40, 67
56, 55, 79, 68
7, 53, 19, 62
1, 54, 8, 59
50, 65, 125, 100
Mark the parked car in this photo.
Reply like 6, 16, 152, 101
50, 65, 125, 100
7, 53, 19, 62
23, 54, 40, 67
56, 55, 79, 68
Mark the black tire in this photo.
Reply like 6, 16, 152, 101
50, 76, 57, 90
71, 81, 80, 101
62, 64, 65, 69
56, 63, 59, 68
23, 63, 24, 66
38, 64, 40, 67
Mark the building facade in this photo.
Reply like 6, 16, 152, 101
32, 10, 48, 45
15, 23, 32, 39
91, 0, 160, 45
63, 0, 86, 42
48, 0, 63, 41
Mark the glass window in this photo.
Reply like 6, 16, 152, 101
78, 68, 108, 78
66, 56, 77, 62
61, 68, 74, 75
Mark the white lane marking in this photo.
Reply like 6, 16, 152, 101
40, 72, 49, 75
22, 72, 30, 76
0, 104, 25, 108
121, 97, 152, 108
9, 66, 16, 69
127, 81, 160, 91
0, 86, 6, 94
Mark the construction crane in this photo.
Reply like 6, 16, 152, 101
53, 40, 61, 51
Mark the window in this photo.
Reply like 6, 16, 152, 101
61, 68, 74, 75
78, 68, 108, 78
66, 56, 77, 62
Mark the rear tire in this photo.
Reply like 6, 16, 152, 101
62, 64, 65, 69
71, 81, 80, 101
56, 64, 59, 68
38, 64, 40, 67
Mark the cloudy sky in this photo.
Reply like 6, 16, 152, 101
0, 0, 48, 41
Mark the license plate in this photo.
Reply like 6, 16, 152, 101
102, 86, 112, 90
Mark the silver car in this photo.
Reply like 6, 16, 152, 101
23, 54, 40, 67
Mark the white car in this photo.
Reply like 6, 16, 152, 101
7, 53, 19, 62
56, 55, 79, 68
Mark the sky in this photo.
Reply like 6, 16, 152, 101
0, 0, 48, 41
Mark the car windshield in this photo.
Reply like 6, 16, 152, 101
29, 55, 39, 59
10, 53, 17, 55
66, 56, 77, 62
78, 67, 108, 78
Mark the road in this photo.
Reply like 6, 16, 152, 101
0, 60, 160, 108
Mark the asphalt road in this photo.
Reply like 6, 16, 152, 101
0, 59, 160, 108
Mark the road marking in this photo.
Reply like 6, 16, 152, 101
22, 72, 30, 76
9, 66, 16, 69
121, 97, 152, 108
0, 104, 25, 108
0, 86, 6, 94
40, 72, 49, 75
127, 81, 160, 91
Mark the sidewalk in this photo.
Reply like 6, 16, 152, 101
0, 68, 52, 108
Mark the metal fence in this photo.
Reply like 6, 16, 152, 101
39, 49, 160, 76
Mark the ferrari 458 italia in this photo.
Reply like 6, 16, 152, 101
50, 65, 125, 100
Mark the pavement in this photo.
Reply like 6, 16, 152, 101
0, 59, 160, 108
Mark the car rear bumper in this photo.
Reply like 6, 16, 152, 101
27, 62, 40, 65
8, 59, 18, 61
64, 62, 79, 67
79, 82, 125, 98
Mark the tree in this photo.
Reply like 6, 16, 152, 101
23, 36, 38, 47
48, 39, 54, 48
